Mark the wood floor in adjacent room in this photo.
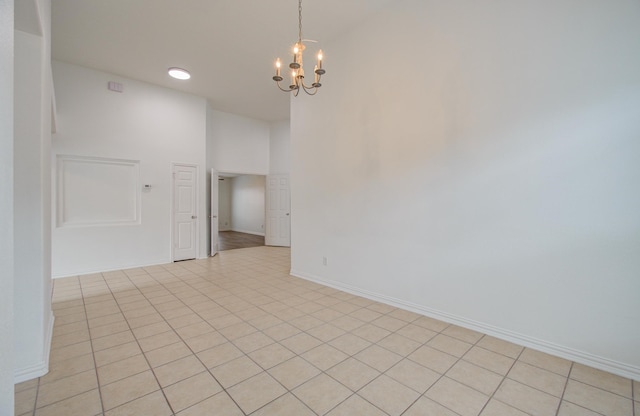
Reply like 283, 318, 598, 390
218, 231, 265, 251
15, 247, 639, 416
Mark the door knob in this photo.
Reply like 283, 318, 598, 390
286, 213, 290, 216
191, 215, 197, 219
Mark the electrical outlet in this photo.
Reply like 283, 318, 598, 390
323, 257, 327, 266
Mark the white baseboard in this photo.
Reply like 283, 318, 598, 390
290, 269, 640, 381
14, 313, 54, 384
230, 228, 265, 237
52, 258, 171, 279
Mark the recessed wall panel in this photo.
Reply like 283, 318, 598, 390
57, 156, 140, 227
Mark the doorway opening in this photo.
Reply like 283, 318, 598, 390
217, 173, 266, 252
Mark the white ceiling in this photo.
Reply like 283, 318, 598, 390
52, 0, 394, 122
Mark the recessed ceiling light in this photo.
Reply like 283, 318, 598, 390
168, 67, 191, 80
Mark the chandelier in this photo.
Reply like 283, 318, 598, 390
272, 0, 325, 96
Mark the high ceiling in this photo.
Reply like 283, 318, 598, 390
52, 0, 394, 122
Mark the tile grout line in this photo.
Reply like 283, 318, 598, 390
59, 258, 366, 410
97, 269, 178, 416
177, 258, 353, 416
350, 314, 432, 414
401, 330, 490, 416
25, 248, 635, 416
80, 275, 106, 416
157, 264, 260, 415
335, 318, 431, 415
158, 255, 373, 415
554, 362, 572, 416
31, 366, 42, 416
155, 257, 481, 416
43, 270, 493, 415
476, 342, 529, 416
33, 277, 104, 415
136, 260, 288, 415
126, 265, 234, 414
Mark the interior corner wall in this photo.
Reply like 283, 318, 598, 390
0, 0, 15, 409
38, 0, 53, 376
14, 29, 46, 382
52, 61, 208, 277
269, 120, 291, 175
290, 0, 640, 379
13, 0, 54, 384
229, 175, 266, 236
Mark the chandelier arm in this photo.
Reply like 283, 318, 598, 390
299, 82, 318, 95
275, 81, 295, 92
299, 79, 320, 91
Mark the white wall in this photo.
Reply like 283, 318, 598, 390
209, 109, 270, 175
291, 0, 640, 379
206, 109, 271, 245
269, 120, 291, 174
230, 175, 265, 236
52, 61, 208, 277
218, 177, 232, 231
13, 0, 54, 384
0, 0, 14, 410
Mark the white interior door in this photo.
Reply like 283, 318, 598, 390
173, 164, 198, 261
210, 169, 219, 257
265, 174, 291, 247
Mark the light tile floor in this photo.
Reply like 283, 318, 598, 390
15, 247, 639, 416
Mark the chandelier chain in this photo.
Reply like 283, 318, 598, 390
298, 0, 303, 43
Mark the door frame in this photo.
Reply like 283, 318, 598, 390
170, 162, 200, 262
210, 168, 219, 257
214, 171, 267, 249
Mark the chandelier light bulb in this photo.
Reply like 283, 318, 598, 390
275, 58, 282, 78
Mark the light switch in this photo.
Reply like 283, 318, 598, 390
108, 81, 123, 93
